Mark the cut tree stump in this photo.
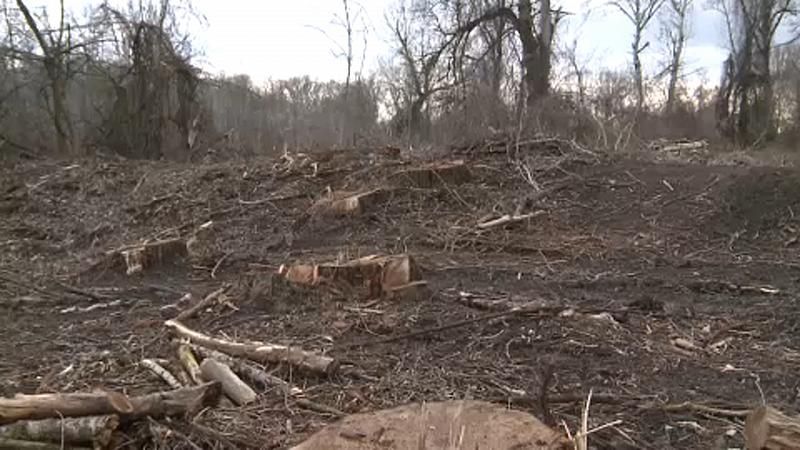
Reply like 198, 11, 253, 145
165, 320, 339, 375
279, 254, 424, 299
291, 400, 570, 450
0, 382, 220, 425
0, 415, 117, 447
108, 238, 188, 275
308, 189, 391, 217
389, 161, 471, 188
745, 405, 800, 450
199, 359, 257, 405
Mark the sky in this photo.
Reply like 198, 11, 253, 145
29, 0, 735, 88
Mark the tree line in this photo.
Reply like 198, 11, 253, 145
0, 0, 798, 159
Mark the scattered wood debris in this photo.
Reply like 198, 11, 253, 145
0, 383, 220, 425
389, 160, 471, 188
291, 400, 570, 450
165, 319, 339, 375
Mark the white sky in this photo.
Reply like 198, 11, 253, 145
31, 0, 734, 88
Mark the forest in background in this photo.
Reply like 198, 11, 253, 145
1, 0, 799, 160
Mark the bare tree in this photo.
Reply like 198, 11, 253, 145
660, 0, 692, 114
713, 0, 797, 143
15, 0, 75, 154
610, 0, 665, 113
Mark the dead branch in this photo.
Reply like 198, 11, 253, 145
199, 359, 257, 406
0, 415, 117, 447
0, 383, 220, 425
174, 286, 229, 322
295, 399, 346, 418
477, 211, 546, 229
165, 320, 339, 375
140, 359, 182, 389
191, 346, 303, 396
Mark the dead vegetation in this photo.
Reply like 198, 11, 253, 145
2, 139, 800, 449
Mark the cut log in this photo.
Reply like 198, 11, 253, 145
177, 344, 203, 384
291, 400, 570, 450
0, 382, 220, 425
0, 415, 117, 447
0, 438, 90, 449
192, 346, 303, 396
745, 405, 800, 450
165, 320, 339, 375
389, 161, 471, 188
199, 359, 257, 405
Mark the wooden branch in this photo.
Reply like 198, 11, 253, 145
199, 359, 257, 406
177, 344, 203, 384
0, 415, 117, 447
140, 359, 182, 389
191, 346, 303, 397
0, 383, 220, 425
745, 405, 800, 450
477, 211, 546, 229
165, 320, 339, 375
175, 286, 228, 322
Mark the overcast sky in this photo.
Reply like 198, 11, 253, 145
30, 0, 734, 88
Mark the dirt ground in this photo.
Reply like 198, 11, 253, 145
2, 141, 800, 449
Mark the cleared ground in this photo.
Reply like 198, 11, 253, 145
1, 142, 799, 449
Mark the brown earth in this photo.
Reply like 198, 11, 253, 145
1, 143, 800, 449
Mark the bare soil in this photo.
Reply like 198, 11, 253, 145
2, 144, 800, 449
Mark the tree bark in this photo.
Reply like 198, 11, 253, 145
0, 383, 220, 425
0, 415, 117, 447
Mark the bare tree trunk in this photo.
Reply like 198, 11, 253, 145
15, 0, 73, 155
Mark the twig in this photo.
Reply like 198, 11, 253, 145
210, 253, 232, 279
175, 286, 229, 322
650, 401, 751, 418
295, 399, 345, 418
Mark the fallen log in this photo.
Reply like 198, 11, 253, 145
192, 346, 303, 396
0, 438, 90, 449
165, 320, 339, 375
199, 359, 257, 405
0, 415, 117, 447
0, 382, 220, 425
745, 405, 800, 450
